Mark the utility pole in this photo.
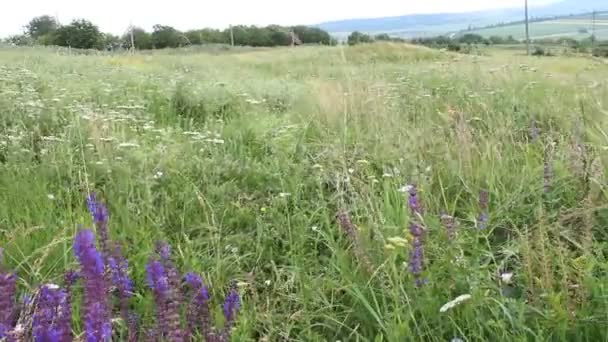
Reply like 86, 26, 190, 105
525, 0, 531, 55
130, 22, 135, 54
229, 25, 235, 46
591, 10, 597, 48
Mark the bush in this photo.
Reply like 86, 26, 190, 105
447, 42, 461, 52
532, 46, 554, 57
592, 47, 608, 58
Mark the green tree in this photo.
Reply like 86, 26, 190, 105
26, 15, 58, 40
122, 27, 152, 50
53, 19, 103, 49
5, 34, 33, 46
458, 33, 484, 45
291, 26, 331, 45
374, 33, 391, 41
151, 25, 187, 49
347, 31, 373, 45
101, 33, 121, 50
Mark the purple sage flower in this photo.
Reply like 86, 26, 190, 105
0, 248, 16, 340
220, 281, 240, 341
441, 214, 457, 240
153, 242, 183, 341
543, 149, 553, 194
73, 230, 111, 342
407, 186, 426, 286
86, 193, 110, 257
184, 272, 214, 341
33, 284, 69, 342
108, 245, 135, 341
477, 190, 489, 229
336, 211, 374, 274
408, 185, 422, 215
146, 259, 174, 341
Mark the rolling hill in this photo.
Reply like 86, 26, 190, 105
318, 0, 608, 39
468, 12, 608, 40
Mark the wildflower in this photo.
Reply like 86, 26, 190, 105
221, 281, 240, 341
477, 190, 489, 229
407, 185, 426, 286
33, 284, 69, 342
153, 171, 163, 180
61, 271, 79, 342
500, 272, 514, 284
398, 185, 413, 193
184, 273, 213, 341
146, 259, 169, 338
544, 147, 553, 194
408, 185, 422, 215
47, 194, 56, 201
151, 242, 183, 341
439, 294, 472, 313
441, 214, 457, 240
0, 249, 16, 340
336, 211, 374, 274
408, 232, 424, 276
73, 230, 111, 342
86, 193, 110, 257
108, 245, 134, 340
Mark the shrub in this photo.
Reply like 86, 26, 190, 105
592, 46, 608, 58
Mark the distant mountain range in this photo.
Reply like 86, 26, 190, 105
317, 0, 608, 38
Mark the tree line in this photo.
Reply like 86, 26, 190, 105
4, 15, 335, 50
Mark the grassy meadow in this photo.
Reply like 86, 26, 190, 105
1, 43, 608, 341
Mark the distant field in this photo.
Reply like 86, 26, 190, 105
469, 12, 608, 40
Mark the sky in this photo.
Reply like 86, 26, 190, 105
1, 0, 559, 37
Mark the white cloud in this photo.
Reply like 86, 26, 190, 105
1, 0, 558, 37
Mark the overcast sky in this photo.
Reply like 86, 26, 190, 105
1, 0, 559, 37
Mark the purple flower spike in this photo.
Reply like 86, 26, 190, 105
155, 241, 171, 262
221, 281, 240, 341
184, 273, 213, 341
408, 185, 421, 215
0, 249, 16, 341
408, 236, 424, 275
478, 190, 489, 229
146, 259, 173, 340
407, 186, 426, 287
73, 230, 111, 342
33, 284, 68, 342
86, 193, 110, 257
108, 245, 134, 340
153, 241, 183, 341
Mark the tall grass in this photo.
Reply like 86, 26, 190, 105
0, 43, 607, 341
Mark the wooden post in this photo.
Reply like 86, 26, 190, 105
592, 10, 597, 48
525, 0, 530, 55
130, 24, 135, 54
230, 25, 235, 46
